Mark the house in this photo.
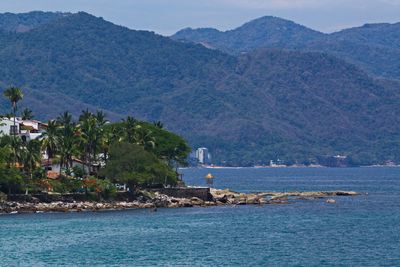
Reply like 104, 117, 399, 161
19, 119, 47, 141
0, 117, 47, 141
0, 117, 20, 135
42, 158, 101, 178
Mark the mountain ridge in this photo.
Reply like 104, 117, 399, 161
1, 12, 400, 166
172, 16, 400, 80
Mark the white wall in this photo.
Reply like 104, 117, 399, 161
0, 118, 19, 135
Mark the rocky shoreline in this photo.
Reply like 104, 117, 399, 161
0, 189, 361, 214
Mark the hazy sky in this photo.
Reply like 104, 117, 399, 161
0, 0, 399, 35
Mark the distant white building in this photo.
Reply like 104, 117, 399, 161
0, 117, 47, 141
0, 117, 20, 135
195, 147, 211, 165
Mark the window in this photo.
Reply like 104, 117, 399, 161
9, 125, 18, 135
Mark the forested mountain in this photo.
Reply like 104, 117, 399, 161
172, 17, 400, 80
0, 11, 69, 32
1, 12, 400, 166
173, 16, 324, 53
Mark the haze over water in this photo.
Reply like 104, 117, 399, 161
1, 167, 399, 266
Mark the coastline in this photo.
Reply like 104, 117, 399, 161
0, 189, 361, 215
184, 164, 400, 169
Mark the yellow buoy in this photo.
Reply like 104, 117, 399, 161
205, 173, 214, 179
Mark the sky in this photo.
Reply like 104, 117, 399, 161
0, 0, 399, 35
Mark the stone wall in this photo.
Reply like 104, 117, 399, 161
6, 188, 213, 203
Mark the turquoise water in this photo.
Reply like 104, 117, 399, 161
1, 167, 400, 266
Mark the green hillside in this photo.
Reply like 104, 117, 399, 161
172, 17, 400, 80
1, 12, 400, 166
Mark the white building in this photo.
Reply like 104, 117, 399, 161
195, 147, 211, 165
0, 117, 47, 141
0, 117, 20, 135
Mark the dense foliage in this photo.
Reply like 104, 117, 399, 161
172, 16, 400, 80
100, 143, 178, 188
0, 88, 191, 195
0, 11, 68, 32
0, 12, 400, 166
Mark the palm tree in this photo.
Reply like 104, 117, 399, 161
40, 120, 58, 164
57, 127, 76, 174
95, 110, 108, 127
56, 112, 76, 174
22, 139, 41, 194
3, 87, 23, 135
21, 108, 34, 120
57, 111, 73, 127
153, 121, 164, 129
78, 111, 98, 174
9, 136, 24, 168
134, 125, 156, 150
100, 124, 122, 163
123, 116, 138, 143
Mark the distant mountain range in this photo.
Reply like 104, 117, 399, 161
172, 16, 400, 80
1, 12, 400, 166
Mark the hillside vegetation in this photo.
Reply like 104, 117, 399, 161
1, 12, 400, 166
173, 16, 400, 80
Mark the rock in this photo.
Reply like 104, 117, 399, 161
326, 199, 336, 204
168, 202, 179, 208
178, 199, 193, 207
258, 198, 267, 205
215, 194, 228, 203
143, 203, 156, 209
190, 197, 204, 206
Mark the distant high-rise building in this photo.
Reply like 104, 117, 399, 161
195, 147, 211, 165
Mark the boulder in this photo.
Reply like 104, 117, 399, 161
190, 197, 204, 206
326, 199, 337, 204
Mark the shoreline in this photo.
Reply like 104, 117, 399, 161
0, 189, 361, 215
185, 165, 400, 169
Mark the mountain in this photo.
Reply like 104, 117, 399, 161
172, 17, 400, 80
0, 11, 70, 32
1, 12, 400, 166
173, 16, 324, 53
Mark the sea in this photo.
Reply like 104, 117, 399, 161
0, 167, 399, 266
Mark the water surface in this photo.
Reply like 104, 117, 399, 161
1, 167, 399, 266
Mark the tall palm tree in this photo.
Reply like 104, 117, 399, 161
78, 111, 98, 174
22, 139, 41, 194
134, 125, 156, 150
123, 116, 138, 143
100, 124, 122, 163
40, 120, 58, 163
9, 136, 24, 168
3, 87, 23, 135
95, 110, 108, 127
56, 112, 76, 174
57, 111, 72, 127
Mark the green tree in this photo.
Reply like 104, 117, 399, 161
0, 166, 23, 195
21, 108, 34, 120
21, 139, 42, 194
78, 110, 104, 175
100, 143, 177, 189
100, 123, 123, 163
134, 125, 156, 150
3, 87, 23, 133
40, 120, 58, 160
122, 116, 137, 143
56, 112, 77, 173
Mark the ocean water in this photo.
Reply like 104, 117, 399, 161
1, 167, 399, 266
